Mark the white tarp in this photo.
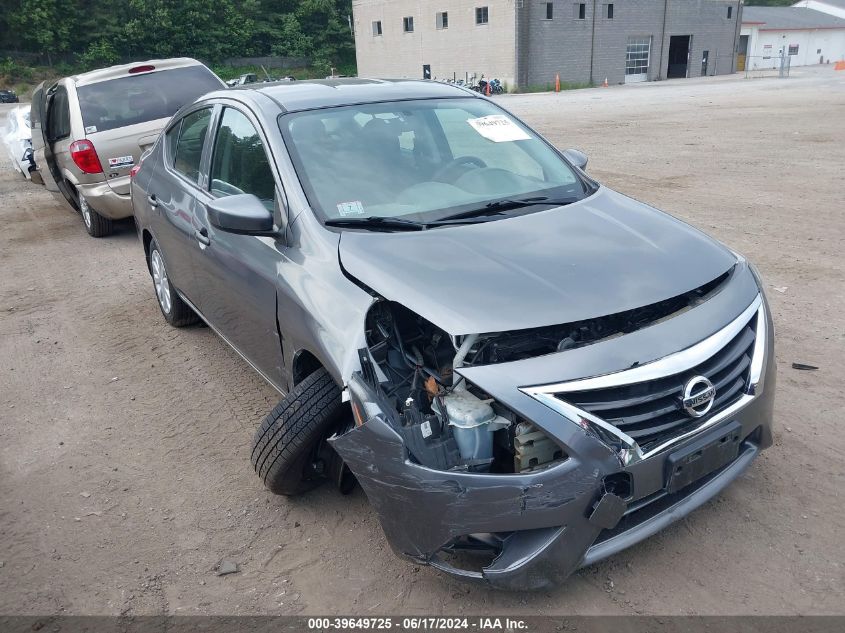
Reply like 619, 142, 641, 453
2, 105, 33, 179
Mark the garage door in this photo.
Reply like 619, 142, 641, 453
625, 37, 651, 83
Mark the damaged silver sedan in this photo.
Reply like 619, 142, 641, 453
131, 79, 775, 590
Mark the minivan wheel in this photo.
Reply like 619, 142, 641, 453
251, 368, 345, 496
148, 241, 199, 327
79, 195, 113, 238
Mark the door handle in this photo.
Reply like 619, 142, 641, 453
147, 194, 158, 208
194, 227, 211, 246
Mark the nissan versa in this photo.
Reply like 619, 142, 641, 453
131, 79, 775, 590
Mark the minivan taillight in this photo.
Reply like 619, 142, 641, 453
69, 140, 103, 174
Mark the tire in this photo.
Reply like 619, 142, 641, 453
251, 367, 344, 496
148, 240, 200, 327
79, 194, 114, 237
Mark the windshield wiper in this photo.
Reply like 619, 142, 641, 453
325, 216, 427, 231
435, 196, 580, 223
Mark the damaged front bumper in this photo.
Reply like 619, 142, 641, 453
332, 272, 775, 590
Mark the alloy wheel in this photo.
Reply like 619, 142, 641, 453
79, 196, 92, 229
150, 250, 172, 315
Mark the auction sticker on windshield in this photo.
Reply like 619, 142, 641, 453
467, 115, 531, 143
337, 201, 365, 216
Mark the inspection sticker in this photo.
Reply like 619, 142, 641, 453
336, 200, 365, 216
108, 155, 134, 170
84, 125, 97, 134
467, 115, 531, 142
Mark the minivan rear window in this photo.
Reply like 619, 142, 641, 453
76, 65, 222, 134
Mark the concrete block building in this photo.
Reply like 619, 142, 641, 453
352, 0, 743, 89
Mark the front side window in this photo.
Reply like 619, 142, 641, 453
76, 65, 222, 134
403, 16, 414, 32
210, 108, 275, 205
476, 6, 489, 24
172, 108, 212, 184
281, 98, 589, 224
47, 86, 71, 140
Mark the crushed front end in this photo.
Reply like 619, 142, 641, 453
331, 262, 775, 590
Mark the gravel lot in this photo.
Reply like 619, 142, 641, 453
1, 66, 844, 616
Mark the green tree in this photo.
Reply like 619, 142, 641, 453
8, 0, 76, 64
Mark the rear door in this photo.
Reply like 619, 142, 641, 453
146, 106, 215, 298
189, 104, 287, 387
29, 81, 61, 196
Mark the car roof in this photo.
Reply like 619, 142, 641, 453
234, 78, 479, 113
71, 58, 205, 88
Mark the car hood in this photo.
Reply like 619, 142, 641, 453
337, 187, 737, 335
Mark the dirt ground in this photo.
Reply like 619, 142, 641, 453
1, 66, 844, 616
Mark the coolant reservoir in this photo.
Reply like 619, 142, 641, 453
442, 389, 510, 463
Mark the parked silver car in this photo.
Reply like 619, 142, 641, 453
131, 79, 775, 590
30, 58, 224, 236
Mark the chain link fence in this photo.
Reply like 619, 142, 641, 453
744, 53, 791, 79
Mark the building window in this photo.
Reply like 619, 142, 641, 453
476, 6, 489, 25
788, 44, 799, 55
403, 16, 414, 32
575, 3, 586, 20
372, 20, 382, 36
545, 2, 554, 19
727, 6, 732, 19
606, 3, 614, 19
436, 11, 448, 29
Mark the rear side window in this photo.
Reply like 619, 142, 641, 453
210, 108, 275, 205
76, 66, 222, 134
173, 108, 212, 184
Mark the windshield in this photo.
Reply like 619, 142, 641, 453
280, 98, 589, 223
77, 65, 223, 134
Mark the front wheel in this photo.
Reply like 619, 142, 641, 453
251, 368, 345, 496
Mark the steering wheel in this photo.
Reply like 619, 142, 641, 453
432, 155, 488, 183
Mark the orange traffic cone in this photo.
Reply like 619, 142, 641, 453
602, 77, 609, 88
555, 74, 561, 92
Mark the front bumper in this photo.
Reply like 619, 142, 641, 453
332, 268, 775, 590
78, 180, 133, 219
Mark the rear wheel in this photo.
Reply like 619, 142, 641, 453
251, 368, 345, 496
79, 195, 113, 238
148, 241, 199, 327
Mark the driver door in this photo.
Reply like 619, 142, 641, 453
189, 105, 288, 388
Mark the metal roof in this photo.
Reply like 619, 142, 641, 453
250, 78, 477, 112
794, 0, 845, 9
743, 6, 845, 29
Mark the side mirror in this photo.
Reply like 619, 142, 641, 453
207, 193, 274, 234
563, 148, 588, 170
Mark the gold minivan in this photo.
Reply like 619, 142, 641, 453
30, 58, 224, 236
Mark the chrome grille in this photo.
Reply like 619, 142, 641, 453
556, 315, 756, 451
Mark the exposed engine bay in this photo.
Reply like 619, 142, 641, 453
360, 271, 730, 475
